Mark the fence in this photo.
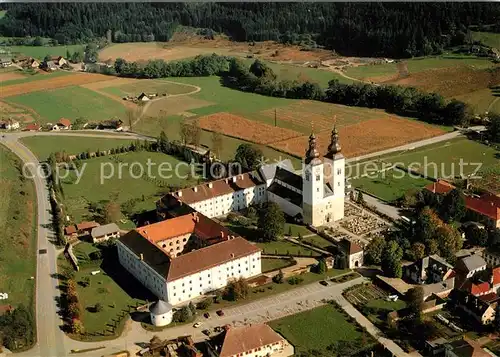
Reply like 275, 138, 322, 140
64, 243, 79, 271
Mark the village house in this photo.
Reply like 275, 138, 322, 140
23, 123, 40, 132
64, 225, 78, 239
444, 338, 491, 357
76, 221, 100, 235
53, 118, 72, 131
51, 56, 67, 66
0, 57, 12, 68
159, 127, 346, 227
41, 60, 58, 71
117, 211, 262, 305
98, 119, 123, 131
455, 254, 488, 280
91, 223, 120, 243
404, 255, 454, 284
205, 324, 294, 357
137, 92, 151, 101
0, 119, 20, 130
483, 247, 500, 267
453, 289, 498, 326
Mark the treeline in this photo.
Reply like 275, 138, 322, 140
1, 3, 500, 57
0, 305, 35, 351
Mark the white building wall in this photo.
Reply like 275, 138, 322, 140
151, 310, 173, 327
233, 340, 286, 357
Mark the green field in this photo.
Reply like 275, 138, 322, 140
20, 136, 136, 160
102, 79, 197, 98
454, 88, 500, 114
0, 70, 71, 87
257, 240, 319, 257
269, 304, 375, 355
365, 298, 406, 312
57, 151, 198, 224
261, 258, 293, 273
6, 86, 127, 124
5, 44, 85, 60
284, 223, 312, 237
352, 168, 432, 202
345, 55, 494, 81
0, 11, 6, 19
0, 146, 37, 309
302, 234, 334, 249
472, 31, 500, 49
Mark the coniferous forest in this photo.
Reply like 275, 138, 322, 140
0, 3, 499, 58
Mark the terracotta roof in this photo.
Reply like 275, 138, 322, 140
219, 324, 284, 357
341, 238, 363, 255
465, 195, 500, 221
492, 267, 500, 286
171, 172, 265, 205
478, 292, 499, 303
58, 118, 71, 127
24, 123, 40, 131
0, 305, 14, 315
424, 180, 455, 195
76, 221, 100, 231
64, 225, 77, 235
470, 281, 491, 296
136, 212, 233, 243
167, 237, 260, 281
446, 338, 490, 357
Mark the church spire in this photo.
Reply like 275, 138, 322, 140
305, 132, 320, 165
326, 125, 342, 158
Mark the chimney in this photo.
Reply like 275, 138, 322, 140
221, 231, 225, 238
193, 186, 198, 192
178, 190, 183, 197
240, 174, 244, 180
230, 253, 235, 258
225, 178, 228, 184
208, 182, 213, 188
433, 182, 436, 193
232, 176, 237, 183
140, 253, 144, 261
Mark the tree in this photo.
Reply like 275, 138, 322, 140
440, 189, 466, 223
406, 286, 425, 319
125, 107, 140, 131
188, 302, 196, 316
157, 131, 168, 153
272, 269, 284, 284
94, 302, 103, 312
33, 36, 43, 46
211, 131, 223, 158
486, 112, 500, 143
43, 54, 51, 63
179, 306, 193, 322
0, 304, 35, 350
317, 258, 327, 274
103, 201, 121, 223
381, 240, 403, 278
415, 207, 442, 242
400, 188, 420, 208
257, 202, 285, 242
180, 122, 192, 146
436, 224, 462, 260
197, 298, 212, 310
426, 239, 439, 255
84, 43, 99, 63
410, 242, 426, 261
466, 225, 488, 247
70, 319, 84, 334
356, 191, 365, 205
364, 235, 386, 265
224, 278, 249, 301
234, 143, 263, 171
71, 51, 83, 63
249, 59, 276, 80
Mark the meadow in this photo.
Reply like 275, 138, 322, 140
0, 146, 37, 310
101, 79, 198, 98
57, 151, 198, 225
0, 70, 71, 87
269, 304, 376, 355
5, 44, 85, 60
6, 85, 127, 123
472, 31, 500, 49
20, 136, 136, 160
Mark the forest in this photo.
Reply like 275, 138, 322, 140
1, 3, 499, 57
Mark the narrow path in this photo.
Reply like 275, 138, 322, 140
487, 96, 499, 112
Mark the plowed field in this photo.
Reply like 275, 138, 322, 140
197, 112, 301, 145
270, 118, 445, 158
0, 73, 113, 98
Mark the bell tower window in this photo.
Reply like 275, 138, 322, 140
315, 175, 320, 181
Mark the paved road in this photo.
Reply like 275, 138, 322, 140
0, 136, 66, 357
361, 191, 402, 221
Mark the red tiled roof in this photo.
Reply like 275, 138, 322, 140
424, 180, 455, 195
64, 225, 77, 235
58, 118, 71, 127
171, 172, 265, 204
167, 237, 260, 281
24, 123, 40, 131
478, 292, 499, 303
0, 305, 13, 315
219, 324, 284, 357
471, 281, 491, 296
492, 267, 500, 286
76, 221, 100, 231
465, 195, 500, 221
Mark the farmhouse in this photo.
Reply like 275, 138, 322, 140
91, 223, 120, 243
51, 56, 67, 66
76, 221, 100, 235
206, 324, 294, 357
137, 92, 151, 101
53, 118, 72, 130
404, 255, 454, 284
23, 123, 40, 132
0, 119, 20, 130
0, 57, 12, 68
159, 127, 346, 227
117, 211, 262, 305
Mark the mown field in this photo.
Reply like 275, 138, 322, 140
4, 44, 85, 60
472, 31, 500, 49
6, 85, 127, 124
56, 150, 198, 225
100, 79, 198, 98
20, 136, 136, 160
0, 70, 71, 87
269, 304, 376, 355
0, 145, 37, 310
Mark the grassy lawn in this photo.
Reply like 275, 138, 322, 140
6, 86, 127, 124
6, 44, 85, 60
0, 70, 71, 87
0, 146, 37, 310
261, 258, 293, 273
365, 298, 406, 312
102, 79, 196, 97
57, 151, 198, 225
0, 10, 6, 19
284, 222, 311, 237
20, 136, 136, 160
269, 304, 375, 354
302, 235, 334, 249
472, 31, 500, 49
453, 87, 499, 114
345, 55, 495, 80
256, 240, 320, 257
352, 168, 432, 202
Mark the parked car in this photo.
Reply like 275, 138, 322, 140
319, 280, 329, 286
204, 312, 210, 319
193, 322, 202, 328
216, 309, 224, 316
202, 329, 211, 336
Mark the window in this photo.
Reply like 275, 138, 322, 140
317, 188, 320, 192
305, 172, 310, 181
337, 168, 342, 175
176, 240, 179, 244
316, 175, 320, 181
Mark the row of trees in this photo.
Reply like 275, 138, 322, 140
2, 3, 499, 57
0, 305, 35, 351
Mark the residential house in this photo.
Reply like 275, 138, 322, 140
137, 92, 151, 101
76, 221, 100, 235
54, 118, 72, 130
51, 56, 67, 66
0, 57, 12, 68
424, 180, 455, 196
98, 119, 123, 131
64, 225, 78, 239
444, 338, 491, 357
339, 238, 364, 269
91, 223, 120, 243
455, 254, 487, 280
483, 248, 500, 267
23, 123, 40, 132
28, 58, 40, 69
404, 255, 454, 284
117, 211, 262, 305
0, 119, 20, 130
205, 324, 294, 357
453, 289, 498, 325
457, 265, 500, 297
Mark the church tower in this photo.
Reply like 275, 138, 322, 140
323, 126, 345, 222
302, 133, 325, 226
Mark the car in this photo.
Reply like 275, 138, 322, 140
319, 280, 329, 286
193, 322, 202, 328
202, 329, 211, 336
216, 309, 224, 316
204, 312, 210, 319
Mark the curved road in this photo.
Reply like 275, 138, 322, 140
0, 128, 460, 356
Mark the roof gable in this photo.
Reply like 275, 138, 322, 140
219, 324, 284, 357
